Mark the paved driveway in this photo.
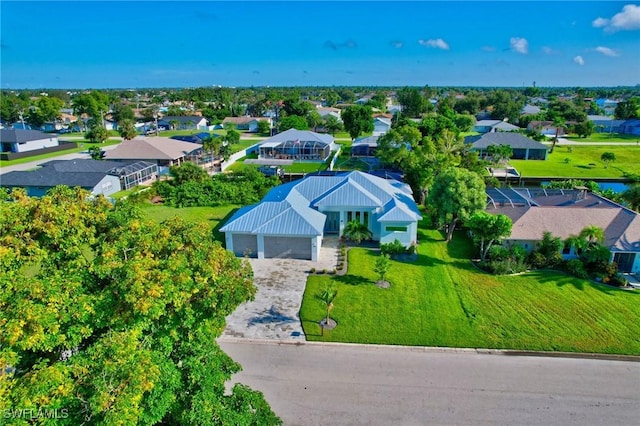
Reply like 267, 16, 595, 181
222, 238, 340, 340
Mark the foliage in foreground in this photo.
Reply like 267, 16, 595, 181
0, 187, 281, 425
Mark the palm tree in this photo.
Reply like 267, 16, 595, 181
621, 186, 640, 212
550, 115, 565, 154
342, 220, 372, 245
579, 225, 605, 246
202, 136, 222, 171
318, 284, 337, 331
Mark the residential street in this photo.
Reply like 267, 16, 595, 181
219, 339, 640, 426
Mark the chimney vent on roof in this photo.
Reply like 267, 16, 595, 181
573, 186, 588, 202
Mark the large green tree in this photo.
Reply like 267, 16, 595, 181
279, 115, 309, 131
27, 96, 64, 127
72, 91, 110, 124
621, 185, 640, 212
0, 187, 280, 425
427, 167, 486, 241
341, 105, 373, 140
117, 118, 138, 140
467, 212, 513, 261
397, 87, 426, 118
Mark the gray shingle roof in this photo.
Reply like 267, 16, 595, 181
104, 137, 202, 161
0, 159, 136, 189
465, 132, 547, 150
1, 129, 58, 143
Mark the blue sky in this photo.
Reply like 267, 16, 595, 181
1, 1, 639, 88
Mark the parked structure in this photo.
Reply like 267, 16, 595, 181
486, 187, 640, 273
158, 116, 208, 130
222, 116, 272, 132
221, 171, 422, 260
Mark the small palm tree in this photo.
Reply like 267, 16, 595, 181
318, 284, 337, 328
342, 220, 372, 245
579, 225, 605, 246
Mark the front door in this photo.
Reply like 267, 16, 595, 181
324, 212, 340, 234
614, 252, 635, 273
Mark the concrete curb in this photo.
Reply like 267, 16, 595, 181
216, 337, 640, 362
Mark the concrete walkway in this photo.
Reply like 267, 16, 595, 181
222, 238, 341, 341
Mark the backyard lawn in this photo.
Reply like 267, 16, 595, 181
300, 227, 640, 355
510, 145, 640, 178
564, 133, 640, 143
139, 203, 238, 242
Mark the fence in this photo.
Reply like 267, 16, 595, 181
220, 143, 260, 172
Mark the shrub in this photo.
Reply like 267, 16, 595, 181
310, 267, 316, 273
322, 269, 327, 274
527, 251, 547, 269
564, 259, 589, 279
608, 273, 629, 287
487, 245, 510, 261
380, 239, 406, 256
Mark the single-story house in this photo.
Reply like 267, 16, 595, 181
170, 132, 217, 144
158, 116, 208, 131
526, 121, 565, 136
103, 137, 204, 173
220, 171, 422, 261
222, 116, 272, 132
486, 187, 640, 273
351, 135, 379, 157
620, 119, 640, 136
472, 120, 521, 133
465, 132, 548, 160
1, 129, 59, 153
0, 159, 157, 197
258, 129, 336, 162
317, 107, 342, 120
588, 116, 625, 133
373, 117, 392, 136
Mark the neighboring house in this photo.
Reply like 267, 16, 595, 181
595, 98, 618, 116
521, 104, 541, 115
486, 187, 640, 273
472, 120, 521, 133
317, 107, 342, 120
222, 116, 272, 132
0, 159, 157, 197
170, 132, 216, 144
465, 132, 548, 160
258, 129, 336, 162
103, 137, 204, 173
588, 116, 625, 133
620, 119, 640, 136
373, 117, 391, 136
526, 121, 565, 136
351, 135, 379, 157
0, 129, 59, 153
220, 171, 422, 260
158, 116, 208, 130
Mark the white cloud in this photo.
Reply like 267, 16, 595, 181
592, 4, 640, 32
573, 56, 585, 66
418, 38, 450, 50
594, 46, 620, 57
510, 37, 528, 54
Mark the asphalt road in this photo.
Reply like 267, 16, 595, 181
219, 340, 640, 426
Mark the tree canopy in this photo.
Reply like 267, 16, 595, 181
341, 105, 373, 140
0, 187, 280, 425
427, 167, 486, 241
467, 212, 513, 261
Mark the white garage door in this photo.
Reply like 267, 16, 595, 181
232, 234, 258, 257
264, 237, 312, 260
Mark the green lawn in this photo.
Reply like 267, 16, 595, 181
139, 203, 239, 242
564, 133, 640, 143
0, 139, 121, 167
300, 227, 640, 355
510, 145, 640, 178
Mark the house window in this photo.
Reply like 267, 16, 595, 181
562, 243, 571, 255
363, 212, 369, 225
386, 226, 407, 232
355, 211, 361, 223
347, 212, 353, 222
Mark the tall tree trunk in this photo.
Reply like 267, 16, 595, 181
446, 217, 457, 242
